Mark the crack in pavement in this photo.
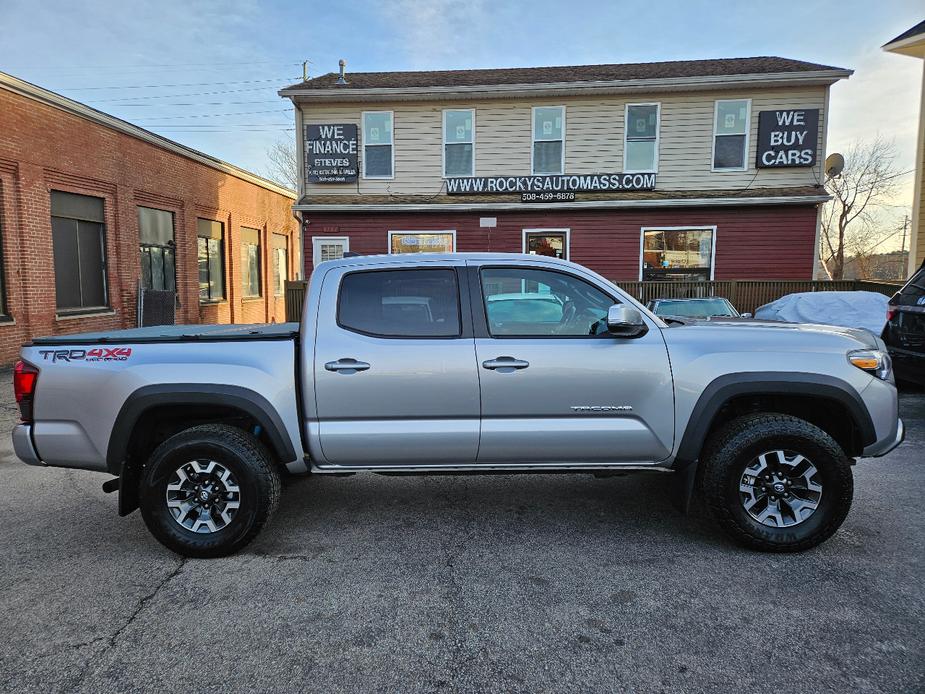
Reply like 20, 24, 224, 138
69, 557, 188, 690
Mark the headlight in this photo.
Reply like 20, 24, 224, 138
848, 349, 892, 381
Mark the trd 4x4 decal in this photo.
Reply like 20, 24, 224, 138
39, 347, 133, 363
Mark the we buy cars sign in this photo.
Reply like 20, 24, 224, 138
756, 109, 819, 168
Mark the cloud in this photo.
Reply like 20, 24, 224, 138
378, 0, 492, 68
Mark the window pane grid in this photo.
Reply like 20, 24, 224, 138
51, 190, 108, 312
532, 107, 564, 175
197, 219, 225, 301
363, 111, 393, 178
713, 100, 749, 170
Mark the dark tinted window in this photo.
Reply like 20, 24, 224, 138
898, 266, 925, 306
338, 269, 460, 337
481, 268, 614, 337
51, 191, 108, 311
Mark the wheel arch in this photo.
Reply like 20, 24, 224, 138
674, 372, 876, 469
107, 384, 297, 516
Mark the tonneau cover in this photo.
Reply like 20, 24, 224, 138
31, 322, 299, 345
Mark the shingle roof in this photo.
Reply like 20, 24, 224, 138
884, 19, 925, 47
282, 57, 846, 92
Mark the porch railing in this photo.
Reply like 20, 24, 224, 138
284, 278, 903, 323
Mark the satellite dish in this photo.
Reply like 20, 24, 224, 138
825, 153, 845, 178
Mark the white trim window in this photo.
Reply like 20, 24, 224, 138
712, 99, 751, 171
532, 106, 565, 175
443, 109, 475, 177
624, 103, 660, 173
312, 236, 349, 267
362, 111, 394, 179
640, 226, 717, 281
522, 228, 570, 260
389, 230, 456, 254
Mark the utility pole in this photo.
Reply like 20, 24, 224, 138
899, 215, 909, 280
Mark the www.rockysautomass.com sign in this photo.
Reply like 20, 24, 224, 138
445, 172, 657, 195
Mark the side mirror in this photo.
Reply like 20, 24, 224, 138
607, 304, 647, 338
741, 312, 753, 319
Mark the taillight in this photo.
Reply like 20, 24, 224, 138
886, 305, 897, 322
13, 360, 38, 422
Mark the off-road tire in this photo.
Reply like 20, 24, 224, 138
700, 413, 853, 552
139, 424, 281, 558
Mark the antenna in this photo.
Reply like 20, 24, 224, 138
824, 152, 845, 178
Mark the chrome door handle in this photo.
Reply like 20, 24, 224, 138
324, 358, 370, 373
482, 356, 529, 372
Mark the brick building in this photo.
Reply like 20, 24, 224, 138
281, 57, 850, 282
0, 71, 299, 364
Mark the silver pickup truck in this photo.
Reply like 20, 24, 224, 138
12, 253, 903, 557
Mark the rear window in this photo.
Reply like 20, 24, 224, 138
337, 269, 461, 337
653, 298, 735, 317
898, 266, 925, 306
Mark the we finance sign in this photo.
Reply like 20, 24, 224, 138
304, 124, 358, 183
445, 172, 656, 195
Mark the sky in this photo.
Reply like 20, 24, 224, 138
0, 0, 922, 242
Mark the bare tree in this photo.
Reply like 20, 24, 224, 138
820, 136, 901, 279
264, 139, 299, 191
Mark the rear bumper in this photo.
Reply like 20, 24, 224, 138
861, 418, 904, 458
12, 424, 44, 466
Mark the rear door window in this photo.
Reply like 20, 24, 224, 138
338, 269, 461, 337
897, 266, 925, 306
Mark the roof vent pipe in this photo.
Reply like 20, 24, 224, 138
336, 59, 348, 85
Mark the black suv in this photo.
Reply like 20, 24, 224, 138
882, 261, 925, 386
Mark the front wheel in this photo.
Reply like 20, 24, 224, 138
139, 424, 281, 558
700, 414, 853, 552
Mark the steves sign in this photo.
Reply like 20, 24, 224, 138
756, 109, 819, 168
446, 172, 656, 195
304, 124, 358, 183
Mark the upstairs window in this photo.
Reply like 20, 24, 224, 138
532, 106, 565, 175
50, 191, 108, 312
363, 111, 393, 178
443, 109, 475, 177
197, 219, 225, 302
241, 227, 261, 298
713, 99, 751, 171
138, 207, 176, 292
624, 104, 659, 173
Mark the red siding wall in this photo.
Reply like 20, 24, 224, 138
302, 204, 819, 281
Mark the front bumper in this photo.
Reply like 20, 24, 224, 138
12, 424, 44, 466
861, 418, 905, 458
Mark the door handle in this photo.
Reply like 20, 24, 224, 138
482, 356, 529, 372
324, 358, 370, 373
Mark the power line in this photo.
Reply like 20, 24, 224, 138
88, 85, 290, 103
11, 61, 301, 70
136, 109, 291, 121
56, 77, 297, 91
113, 100, 281, 107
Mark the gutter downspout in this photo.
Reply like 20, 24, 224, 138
291, 98, 306, 280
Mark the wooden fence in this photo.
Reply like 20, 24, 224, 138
284, 278, 903, 323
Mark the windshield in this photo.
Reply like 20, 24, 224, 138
653, 298, 736, 318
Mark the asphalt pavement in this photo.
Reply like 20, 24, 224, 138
0, 380, 922, 693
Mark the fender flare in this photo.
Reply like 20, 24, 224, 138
674, 371, 876, 469
106, 383, 298, 475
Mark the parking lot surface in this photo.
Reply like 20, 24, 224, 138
0, 379, 922, 693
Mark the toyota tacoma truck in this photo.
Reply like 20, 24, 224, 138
12, 253, 903, 557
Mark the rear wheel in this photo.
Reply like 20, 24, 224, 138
700, 414, 853, 552
139, 424, 280, 558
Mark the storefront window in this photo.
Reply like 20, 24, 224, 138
532, 106, 564, 175
642, 228, 714, 281
524, 230, 568, 260
51, 191, 108, 312
389, 231, 455, 254
197, 219, 225, 302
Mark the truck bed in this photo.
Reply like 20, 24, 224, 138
30, 322, 299, 345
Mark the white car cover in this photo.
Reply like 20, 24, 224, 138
754, 291, 888, 334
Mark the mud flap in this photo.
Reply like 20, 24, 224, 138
669, 461, 698, 514
118, 460, 141, 516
